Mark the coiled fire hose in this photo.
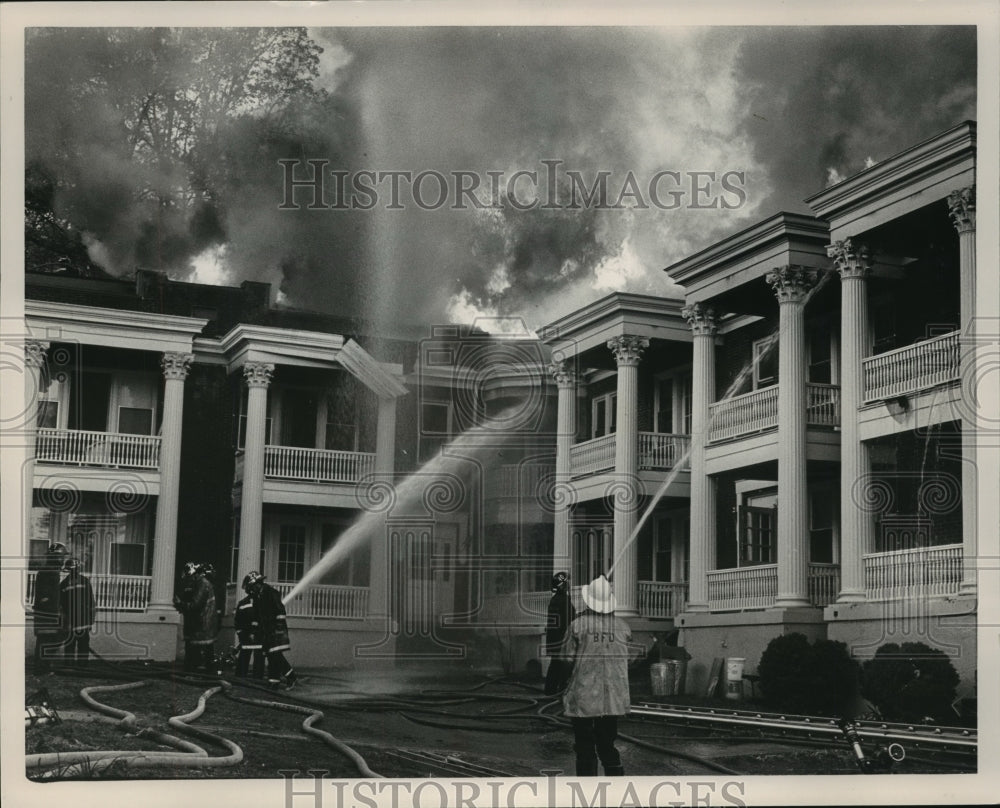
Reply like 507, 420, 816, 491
26, 681, 243, 776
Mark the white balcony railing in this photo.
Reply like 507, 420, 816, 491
272, 582, 369, 619
806, 383, 841, 426
864, 543, 963, 601
708, 386, 779, 442
707, 563, 841, 611
570, 432, 690, 477
638, 580, 688, 618
569, 434, 617, 476
708, 384, 841, 443
263, 446, 375, 484
638, 433, 691, 470
36, 428, 161, 470
25, 572, 152, 611
863, 330, 960, 402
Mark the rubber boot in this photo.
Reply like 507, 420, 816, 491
575, 756, 599, 777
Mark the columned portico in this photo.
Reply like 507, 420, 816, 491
766, 266, 819, 607
681, 304, 717, 612
607, 335, 648, 616
828, 239, 874, 602
949, 186, 977, 597
236, 362, 274, 588
549, 359, 577, 576
149, 351, 193, 610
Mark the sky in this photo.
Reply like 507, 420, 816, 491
25, 25, 977, 334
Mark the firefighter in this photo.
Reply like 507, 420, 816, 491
59, 557, 95, 664
243, 571, 297, 689
233, 585, 265, 679
32, 543, 67, 673
543, 570, 576, 695
198, 562, 224, 676
173, 562, 218, 673
561, 574, 639, 777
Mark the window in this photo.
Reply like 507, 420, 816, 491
591, 393, 617, 438
739, 488, 777, 566
112, 374, 157, 435
752, 336, 778, 389
118, 407, 153, 436
420, 400, 452, 457
654, 372, 692, 434
810, 491, 835, 563
110, 543, 145, 575
37, 400, 59, 429
277, 524, 306, 583
654, 379, 673, 434
808, 330, 833, 385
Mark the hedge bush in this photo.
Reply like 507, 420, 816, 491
859, 642, 960, 723
757, 633, 859, 717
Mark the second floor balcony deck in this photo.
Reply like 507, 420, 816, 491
569, 432, 691, 478
707, 383, 840, 443
262, 445, 376, 484
863, 330, 960, 403
36, 428, 162, 470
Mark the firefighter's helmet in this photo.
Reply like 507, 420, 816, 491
242, 570, 264, 592
183, 561, 200, 579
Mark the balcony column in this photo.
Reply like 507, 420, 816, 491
949, 186, 976, 596
828, 239, 874, 602
549, 359, 577, 576
766, 266, 819, 608
608, 335, 649, 616
681, 303, 718, 612
235, 362, 273, 588
148, 352, 193, 610
368, 395, 397, 618
23, 341, 49, 539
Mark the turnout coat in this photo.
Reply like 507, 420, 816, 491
59, 569, 95, 632
561, 611, 633, 718
32, 556, 64, 636
174, 575, 218, 644
252, 582, 290, 654
234, 594, 262, 650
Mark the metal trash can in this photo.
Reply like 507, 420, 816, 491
724, 657, 745, 701
650, 662, 674, 696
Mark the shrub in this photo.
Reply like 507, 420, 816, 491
757, 633, 859, 717
860, 642, 960, 723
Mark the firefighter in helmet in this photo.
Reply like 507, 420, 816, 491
59, 557, 95, 665
233, 577, 265, 679
173, 561, 219, 673
242, 571, 297, 689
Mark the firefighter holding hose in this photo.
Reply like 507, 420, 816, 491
233, 584, 265, 679
59, 557, 95, 665
242, 571, 297, 689
544, 571, 576, 695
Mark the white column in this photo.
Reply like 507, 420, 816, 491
149, 352, 193, 610
682, 303, 718, 612
369, 395, 397, 618
608, 335, 649, 617
828, 239, 874, 602
23, 341, 49, 542
236, 362, 273, 587
766, 266, 818, 608
949, 186, 977, 597
549, 359, 577, 577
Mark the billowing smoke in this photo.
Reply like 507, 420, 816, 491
25, 26, 975, 332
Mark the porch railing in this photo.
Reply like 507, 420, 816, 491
638, 580, 688, 618
708, 386, 779, 442
707, 563, 841, 610
863, 330, 960, 402
263, 446, 375, 484
863, 543, 963, 600
25, 572, 152, 611
36, 428, 161, 470
569, 434, 616, 476
638, 433, 691, 470
806, 383, 841, 427
271, 582, 369, 619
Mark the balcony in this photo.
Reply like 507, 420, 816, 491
864, 543, 963, 600
263, 445, 376, 484
638, 580, 687, 618
25, 572, 152, 611
706, 563, 841, 611
36, 428, 161, 470
569, 432, 690, 478
863, 330, 960, 403
708, 383, 840, 443
271, 582, 369, 619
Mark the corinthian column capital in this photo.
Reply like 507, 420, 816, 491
607, 335, 649, 367
161, 352, 194, 381
24, 340, 49, 369
766, 265, 820, 303
681, 302, 718, 336
548, 360, 577, 388
827, 238, 874, 279
948, 186, 975, 234
243, 362, 275, 389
